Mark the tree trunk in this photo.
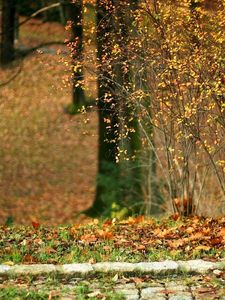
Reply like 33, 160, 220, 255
116, 0, 144, 213
86, 0, 120, 216
0, 0, 16, 66
65, 0, 85, 109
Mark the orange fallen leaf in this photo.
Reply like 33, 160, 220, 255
97, 229, 113, 240
80, 234, 97, 244
186, 226, 195, 234
136, 244, 146, 250
189, 231, 204, 240
168, 239, 185, 249
32, 221, 40, 229
103, 219, 113, 227
220, 227, 225, 236
132, 277, 144, 284
170, 213, 180, 221
210, 236, 223, 246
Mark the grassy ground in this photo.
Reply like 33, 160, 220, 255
0, 216, 224, 265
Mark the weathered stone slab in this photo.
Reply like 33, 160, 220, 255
177, 260, 216, 274
134, 261, 179, 275
115, 287, 139, 300
0, 259, 225, 278
115, 283, 136, 290
165, 282, 189, 292
93, 262, 135, 273
214, 260, 225, 270
9, 264, 56, 276
60, 264, 93, 275
141, 296, 165, 300
168, 294, 193, 300
141, 287, 166, 299
0, 265, 11, 275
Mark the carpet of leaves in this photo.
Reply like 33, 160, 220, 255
0, 216, 225, 264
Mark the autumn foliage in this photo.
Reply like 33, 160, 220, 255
76, 0, 225, 216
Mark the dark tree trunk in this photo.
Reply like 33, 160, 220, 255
0, 0, 16, 65
86, 0, 120, 216
115, 0, 144, 213
65, 0, 85, 109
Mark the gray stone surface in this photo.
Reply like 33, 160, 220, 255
177, 259, 216, 274
9, 264, 56, 275
116, 289, 139, 300
165, 282, 189, 292
135, 261, 179, 275
60, 263, 93, 275
115, 283, 139, 300
168, 294, 193, 300
0, 265, 11, 275
93, 262, 135, 273
0, 259, 225, 278
141, 296, 166, 300
215, 260, 225, 270
115, 283, 136, 290
141, 286, 167, 299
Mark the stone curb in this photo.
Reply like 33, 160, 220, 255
0, 259, 224, 277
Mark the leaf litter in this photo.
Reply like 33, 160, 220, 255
0, 215, 225, 264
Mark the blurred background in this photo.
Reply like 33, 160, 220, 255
0, 0, 98, 224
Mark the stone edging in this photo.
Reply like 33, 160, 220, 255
0, 259, 225, 277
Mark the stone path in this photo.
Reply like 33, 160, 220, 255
1, 272, 225, 299
0, 260, 225, 299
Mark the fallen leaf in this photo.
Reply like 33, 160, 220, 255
97, 229, 113, 240
80, 234, 97, 244
196, 287, 216, 294
32, 221, 40, 229
210, 236, 223, 246
112, 273, 119, 282
194, 245, 211, 251
132, 277, 144, 284
220, 227, 225, 236
22, 254, 36, 263
136, 244, 146, 250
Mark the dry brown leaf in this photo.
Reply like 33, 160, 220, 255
80, 234, 97, 243
97, 229, 114, 240
132, 277, 144, 284
167, 239, 185, 249
189, 232, 204, 240
136, 244, 146, 250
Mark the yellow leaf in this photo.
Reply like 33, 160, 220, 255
194, 245, 211, 251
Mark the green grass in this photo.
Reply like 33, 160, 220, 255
0, 287, 49, 300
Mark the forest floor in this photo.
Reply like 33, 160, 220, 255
0, 17, 97, 225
